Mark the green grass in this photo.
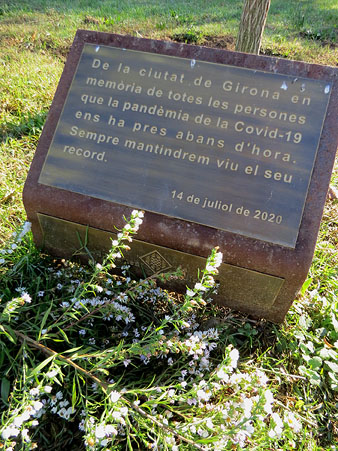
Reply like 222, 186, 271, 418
0, 1, 338, 450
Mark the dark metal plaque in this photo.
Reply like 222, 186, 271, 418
37, 213, 284, 308
38, 44, 332, 248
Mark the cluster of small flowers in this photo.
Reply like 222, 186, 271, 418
111, 210, 144, 252
0, 367, 79, 448
83, 419, 118, 449
215, 363, 271, 443
103, 300, 135, 324
60, 295, 106, 310
82, 403, 128, 449
154, 350, 260, 450
180, 328, 219, 375
184, 249, 223, 310
0, 222, 31, 265
178, 416, 216, 446
1, 370, 56, 445
121, 324, 218, 372
104, 276, 123, 295
157, 347, 295, 449
47, 390, 75, 420
126, 210, 144, 233
119, 264, 131, 277
28, 372, 74, 424
1, 399, 42, 444
1, 291, 32, 321
133, 284, 169, 306
59, 293, 135, 326
215, 359, 302, 447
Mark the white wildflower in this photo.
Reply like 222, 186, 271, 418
229, 348, 239, 368
18, 221, 31, 240
216, 366, 229, 381
58, 406, 74, 420
95, 425, 106, 439
196, 388, 212, 402
284, 411, 302, 433
256, 369, 269, 386
55, 391, 63, 399
22, 428, 30, 442
214, 252, 223, 267
197, 427, 209, 438
120, 406, 129, 416
105, 424, 118, 435
206, 418, 214, 429
46, 369, 58, 378
241, 397, 253, 418
112, 411, 122, 420
2, 426, 20, 440
110, 390, 121, 403
194, 282, 206, 291
13, 414, 25, 427
245, 421, 255, 435
168, 389, 175, 398
22, 292, 32, 304
29, 387, 40, 396
232, 430, 246, 448
32, 401, 43, 412
263, 389, 274, 414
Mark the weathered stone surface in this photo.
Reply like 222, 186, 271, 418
23, 30, 338, 322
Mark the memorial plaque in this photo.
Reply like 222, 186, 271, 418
23, 30, 338, 322
38, 44, 331, 248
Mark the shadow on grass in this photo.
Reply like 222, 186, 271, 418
0, 111, 47, 142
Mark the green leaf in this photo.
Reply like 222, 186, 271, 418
325, 360, 338, 373
95, 368, 109, 376
0, 325, 17, 344
299, 365, 308, 376
299, 365, 321, 385
319, 347, 337, 360
301, 277, 312, 296
300, 342, 312, 355
57, 327, 70, 344
328, 371, 338, 382
72, 376, 77, 407
299, 315, 312, 330
330, 312, 338, 333
1, 377, 10, 404
30, 354, 55, 376
309, 371, 321, 386
308, 356, 322, 370
328, 372, 338, 391
39, 301, 54, 338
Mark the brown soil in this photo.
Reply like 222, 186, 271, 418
200, 34, 236, 50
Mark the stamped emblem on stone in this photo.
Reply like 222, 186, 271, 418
140, 251, 171, 274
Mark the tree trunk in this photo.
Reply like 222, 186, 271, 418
236, 0, 271, 54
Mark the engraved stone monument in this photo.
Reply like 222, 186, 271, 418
23, 30, 338, 322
